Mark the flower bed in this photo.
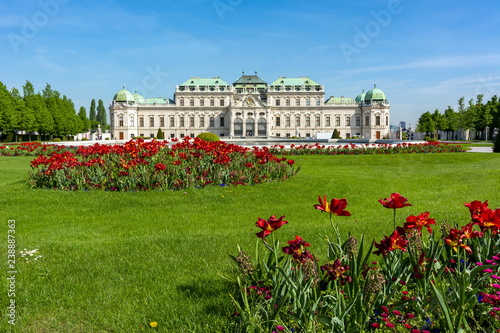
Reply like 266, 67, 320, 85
27, 138, 299, 191
0, 142, 66, 156
268, 142, 466, 155
230, 194, 500, 332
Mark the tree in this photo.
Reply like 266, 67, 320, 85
22, 80, 35, 98
78, 106, 90, 133
26, 93, 54, 139
416, 111, 435, 137
443, 106, 458, 140
494, 125, 500, 153
96, 99, 108, 129
0, 82, 16, 140
331, 129, 340, 139
431, 109, 444, 139
156, 128, 164, 139
89, 99, 97, 129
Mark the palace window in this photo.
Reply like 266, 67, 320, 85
200, 115, 205, 127
295, 116, 300, 127
200, 99, 204, 106
275, 116, 281, 127
210, 117, 215, 127
285, 116, 290, 127
305, 116, 310, 127
160, 116, 165, 127
325, 116, 331, 126
296, 98, 300, 106
286, 99, 290, 106
170, 133, 175, 139
179, 116, 185, 127
179, 99, 184, 106
170, 116, 175, 127
316, 98, 321, 106
365, 115, 370, 125
346, 116, 351, 126
376, 115, 381, 126
130, 117, 134, 127
189, 116, 195, 127
356, 116, 360, 126
118, 116, 124, 127
275, 98, 280, 106
190, 99, 194, 107
386, 116, 389, 126
220, 117, 225, 127
336, 116, 341, 127
306, 98, 310, 106
139, 117, 144, 127
220, 99, 224, 106
210, 99, 215, 106
149, 117, 154, 127
315, 116, 320, 127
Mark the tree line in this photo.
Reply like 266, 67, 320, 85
0, 80, 108, 142
416, 94, 500, 140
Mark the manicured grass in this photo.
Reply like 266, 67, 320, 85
1, 152, 500, 332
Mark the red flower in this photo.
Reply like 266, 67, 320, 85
255, 215, 288, 238
465, 200, 489, 222
282, 235, 314, 263
287, 159, 295, 165
321, 259, 352, 284
314, 195, 351, 216
154, 163, 166, 171
378, 193, 412, 209
404, 212, 436, 234
373, 227, 409, 256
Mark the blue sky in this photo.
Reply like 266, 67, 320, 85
1, 0, 499, 127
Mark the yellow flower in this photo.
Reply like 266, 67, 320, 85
150, 322, 158, 328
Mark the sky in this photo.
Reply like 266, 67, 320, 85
1, 0, 500, 128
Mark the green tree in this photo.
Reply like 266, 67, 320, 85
156, 128, 164, 139
26, 93, 54, 140
96, 99, 108, 129
443, 106, 458, 140
89, 99, 97, 129
431, 109, 444, 139
416, 111, 435, 137
0, 82, 16, 141
78, 106, 91, 133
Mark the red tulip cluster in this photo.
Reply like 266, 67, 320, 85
28, 138, 298, 191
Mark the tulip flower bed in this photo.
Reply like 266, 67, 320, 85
27, 138, 299, 191
269, 141, 466, 155
0, 141, 65, 156
231, 194, 500, 333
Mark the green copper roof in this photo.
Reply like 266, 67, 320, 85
133, 93, 145, 103
144, 97, 171, 104
233, 74, 267, 86
270, 76, 320, 86
113, 87, 135, 102
354, 90, 365, 103
325, 96, 356, 104
180, 77, 229, 86
364, 85, 387, 101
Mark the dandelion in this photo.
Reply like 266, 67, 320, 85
149, 322, 158, 328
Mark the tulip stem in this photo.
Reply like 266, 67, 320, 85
393, 209, 397, 230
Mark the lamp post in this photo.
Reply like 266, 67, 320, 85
486, 126, 489, 142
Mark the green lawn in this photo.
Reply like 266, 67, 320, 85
1, 152, 500, 332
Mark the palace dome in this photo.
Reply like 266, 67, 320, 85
364, 85, 387, 102
133, 92, 145, 103
113, 87, 135, 102
355, 90, 366, 103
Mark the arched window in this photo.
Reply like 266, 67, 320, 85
258, 118, 267, 136
234, 118, 243, 136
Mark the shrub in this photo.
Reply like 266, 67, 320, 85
197, 132, 220, 142
52, 138, 62, 142
156, 128, 165, 139
331, 129, 340, 139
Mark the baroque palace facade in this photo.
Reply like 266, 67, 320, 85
109, 73, 390, 140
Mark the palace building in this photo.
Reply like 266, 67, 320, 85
109, 73, 390, 140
